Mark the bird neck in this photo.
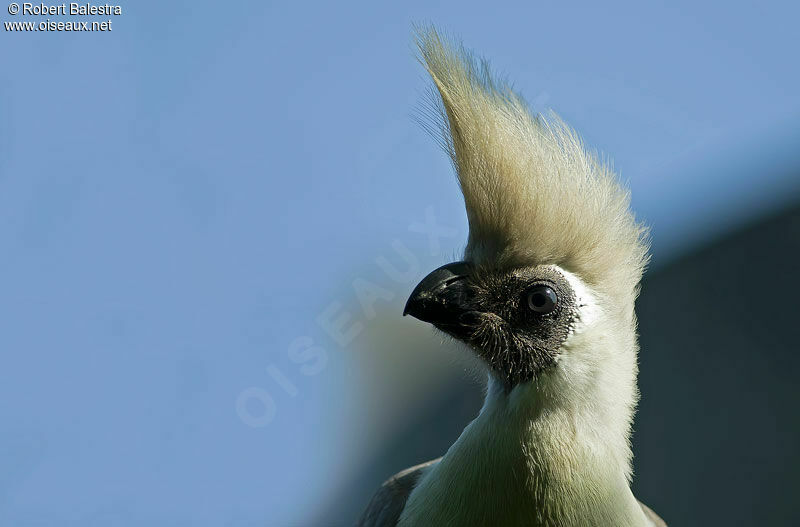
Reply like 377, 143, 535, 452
399, 371, 647, 526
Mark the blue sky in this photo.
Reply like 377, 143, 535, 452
1, 1, 798, 525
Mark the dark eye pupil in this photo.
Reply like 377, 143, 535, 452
527, 286, 557, 314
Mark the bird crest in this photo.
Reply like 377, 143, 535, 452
416, 28, 650, 312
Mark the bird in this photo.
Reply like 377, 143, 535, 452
358, 28, 667, 527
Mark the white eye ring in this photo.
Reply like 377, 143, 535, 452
526, 285, 558, 314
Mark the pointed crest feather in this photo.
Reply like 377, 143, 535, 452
415, 27, 650, 310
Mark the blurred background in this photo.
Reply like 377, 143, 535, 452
1, 1, 799, 526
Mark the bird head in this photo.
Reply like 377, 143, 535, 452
405, 261, 582, 387
405, 29, 650, 400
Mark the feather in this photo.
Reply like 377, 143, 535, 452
415, 27, 650, 317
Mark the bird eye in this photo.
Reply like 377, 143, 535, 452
526, 285, 558, 314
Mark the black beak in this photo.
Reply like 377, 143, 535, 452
404, 261, 474, 326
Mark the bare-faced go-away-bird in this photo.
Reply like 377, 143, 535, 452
358, 28, 667, 527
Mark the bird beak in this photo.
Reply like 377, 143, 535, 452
404, 261, 474, 327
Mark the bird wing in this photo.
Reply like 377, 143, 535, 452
356, 458, 441, 527
639, 500, 668, 527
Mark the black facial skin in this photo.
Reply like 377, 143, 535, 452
404, 262, 577, 387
